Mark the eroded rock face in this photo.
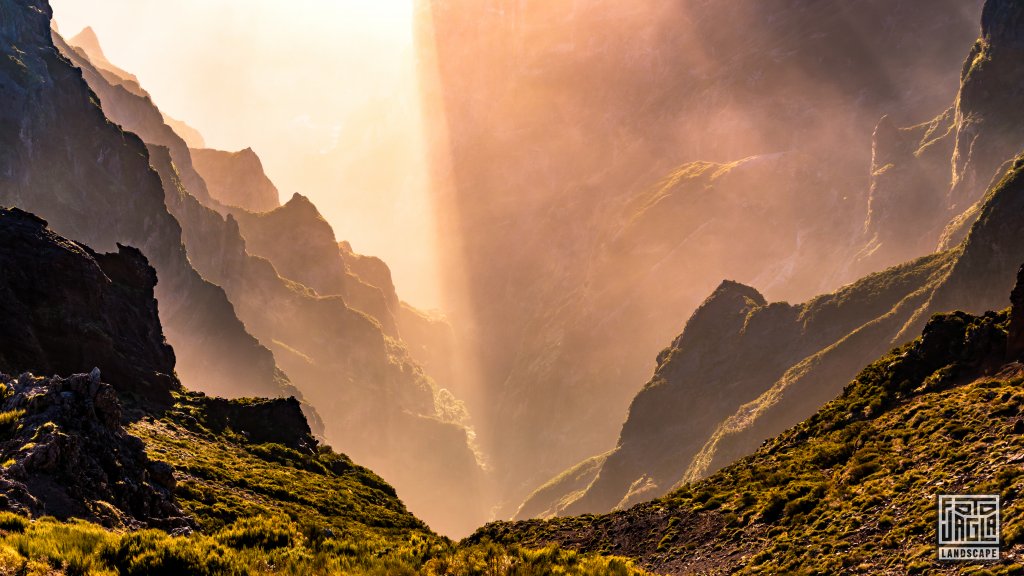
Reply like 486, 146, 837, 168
862, 0, 1024, 273
0, 372, 187, 530
0, 1, 288, 404
198, 395, 315, 453
0, 207, 178, 404
190, 147, 280, 213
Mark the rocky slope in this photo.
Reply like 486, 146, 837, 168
0, 208, 176, 404
480, 267, 1024, 574
0, 371, 187, 530
0, 197, 643, 576
530, 144, 1024, 518
418, 0, 986, 511
0, 0, 290, 403
56, 23, 484, 535
189, 147, 280, 212
0, 206, 186, 529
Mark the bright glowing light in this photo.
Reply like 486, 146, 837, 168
50, 0, 441, 309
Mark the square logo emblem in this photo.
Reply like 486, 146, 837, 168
937, 494, 1000, 561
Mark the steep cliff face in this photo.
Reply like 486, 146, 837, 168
55, 26, 486, 535
0, 207, 186, 529
861, 0, 1024, 273
0, 1, 286, 401
0, 208, 177, 404
190, 147, 280, 213
419, 0, 985, 509
227, 195, 457, 385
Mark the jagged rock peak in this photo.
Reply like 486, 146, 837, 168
69, 26, 102, 56
285, 192, 320, 213
710, 279, 766, 307
0, 371, 188, 529
661, 279, 766, 361
188, 147, 280, 212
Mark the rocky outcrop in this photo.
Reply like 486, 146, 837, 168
1008, 264, 1024, 357
190, 147, 280, 212
0, 208, 178, 404
195, 395, 314, 453
0, 1, 288, 402
860, 0, 1024, 273
0, 372, 187, 529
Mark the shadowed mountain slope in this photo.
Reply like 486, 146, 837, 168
481, 262, 1024, 575
57, 25, 485, 536
0, 0, 289, 402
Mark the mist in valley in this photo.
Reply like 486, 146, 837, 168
40, 0, 1002, 539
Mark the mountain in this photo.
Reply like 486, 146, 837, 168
189, 147, 280, 212
0, 199, 643, 576
0, 206, 184, 529
56, 23, 484, 535
0, 0, 291, 404
0, 207, 176, 405
858, 0, 1024, 274
477, 257, 1024, 574
417, 0, 986, 512
521, 0, 1024, 519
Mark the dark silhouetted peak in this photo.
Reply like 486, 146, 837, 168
0, 371, 187, 529
0, 207, 178, 405
1007, 264, 1024, 357
193, 394, 315, 453
189, 147, 280, 212
982, 0, 1024, 48
670, 280, 765, 350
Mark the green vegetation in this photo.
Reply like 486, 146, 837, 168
0, 394, 650, 575
477, 309, 1024, 573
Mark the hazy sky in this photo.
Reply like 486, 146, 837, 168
50, 0, 442, 309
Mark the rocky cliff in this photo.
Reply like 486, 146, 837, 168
0, 208, 177, 404
189, 147, 280, 212
860, 0, 1024, 273
0, 206, 186, 529
0, 6, 286, 402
